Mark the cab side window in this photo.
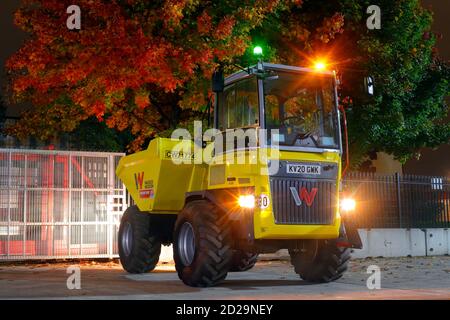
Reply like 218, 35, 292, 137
218, 77, 259, 131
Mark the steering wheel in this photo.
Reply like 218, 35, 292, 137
279, 116, 313, 145
282, 115, 305, 126
282, 115, 310, 137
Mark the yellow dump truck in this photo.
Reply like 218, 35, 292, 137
116, 60, 362, 287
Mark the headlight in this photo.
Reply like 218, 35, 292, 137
238, 195, 255, 209
340, 198, 356, 212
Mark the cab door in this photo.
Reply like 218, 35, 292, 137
215, 76, 260, 154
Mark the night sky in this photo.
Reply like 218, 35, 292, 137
0, 1, 448, 175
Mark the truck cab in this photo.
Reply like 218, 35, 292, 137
208, 63, 345, 240
216, 63, 341, 153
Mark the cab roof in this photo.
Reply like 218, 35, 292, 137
224, 62, 335, 86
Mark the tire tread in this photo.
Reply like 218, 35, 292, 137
118, 206, 161, 274
290, 240, 351, 283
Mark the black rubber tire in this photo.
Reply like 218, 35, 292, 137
173, 200, 232, 287
118, 205, 161, 274
229, 251, 258, 272
289, 240, 351, 283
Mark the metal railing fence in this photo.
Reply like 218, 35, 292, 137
344, 172, 450, 228
0, 149, 126, 260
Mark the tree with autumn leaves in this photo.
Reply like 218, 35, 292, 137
5, 0, 450, 166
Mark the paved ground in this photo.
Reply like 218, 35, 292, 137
0, 256, 449, 300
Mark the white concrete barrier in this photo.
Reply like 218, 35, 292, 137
425, 229, 449, 256
159, 245, 174, 263
351, 229, 427, 258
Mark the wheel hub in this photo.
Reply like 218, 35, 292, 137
178, 222, 196, 266
122, 221, 133, 257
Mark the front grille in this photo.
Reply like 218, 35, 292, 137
270, 177, 336, 225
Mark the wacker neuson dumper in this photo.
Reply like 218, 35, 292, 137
116, 53, 362, 287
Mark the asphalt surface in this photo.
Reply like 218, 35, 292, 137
0, 256, 449, 300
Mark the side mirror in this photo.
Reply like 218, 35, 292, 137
212, 68, 224, 93
364, 76, 374, 96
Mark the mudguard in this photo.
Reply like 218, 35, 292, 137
184, 187, 255, 241
185, 187, 255, 215
336, 215, 363, 249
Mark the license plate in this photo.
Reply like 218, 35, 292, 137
287, 163, 321, 175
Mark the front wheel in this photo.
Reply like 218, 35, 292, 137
173, 200, 232, 287
289, 240, 351, 283
118, 206, 161, 273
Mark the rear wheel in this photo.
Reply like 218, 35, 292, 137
118, 206, 161, 273
289, 240, 351, 283
229, 251, 258, 272
173, 200, 232, 287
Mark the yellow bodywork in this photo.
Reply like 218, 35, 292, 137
116, 137, 342, 240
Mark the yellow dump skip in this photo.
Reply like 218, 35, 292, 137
116, 138, 205, 213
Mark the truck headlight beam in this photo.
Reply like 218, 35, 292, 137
340, 198, 356, 212
238, 195, 255, 209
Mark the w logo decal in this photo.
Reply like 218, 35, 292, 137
134, 172, 144, 189
289, 187, 318, 207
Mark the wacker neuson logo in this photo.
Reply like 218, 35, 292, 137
289, 187, 318, 207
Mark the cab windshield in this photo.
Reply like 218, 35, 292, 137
264, 71, 339, 149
